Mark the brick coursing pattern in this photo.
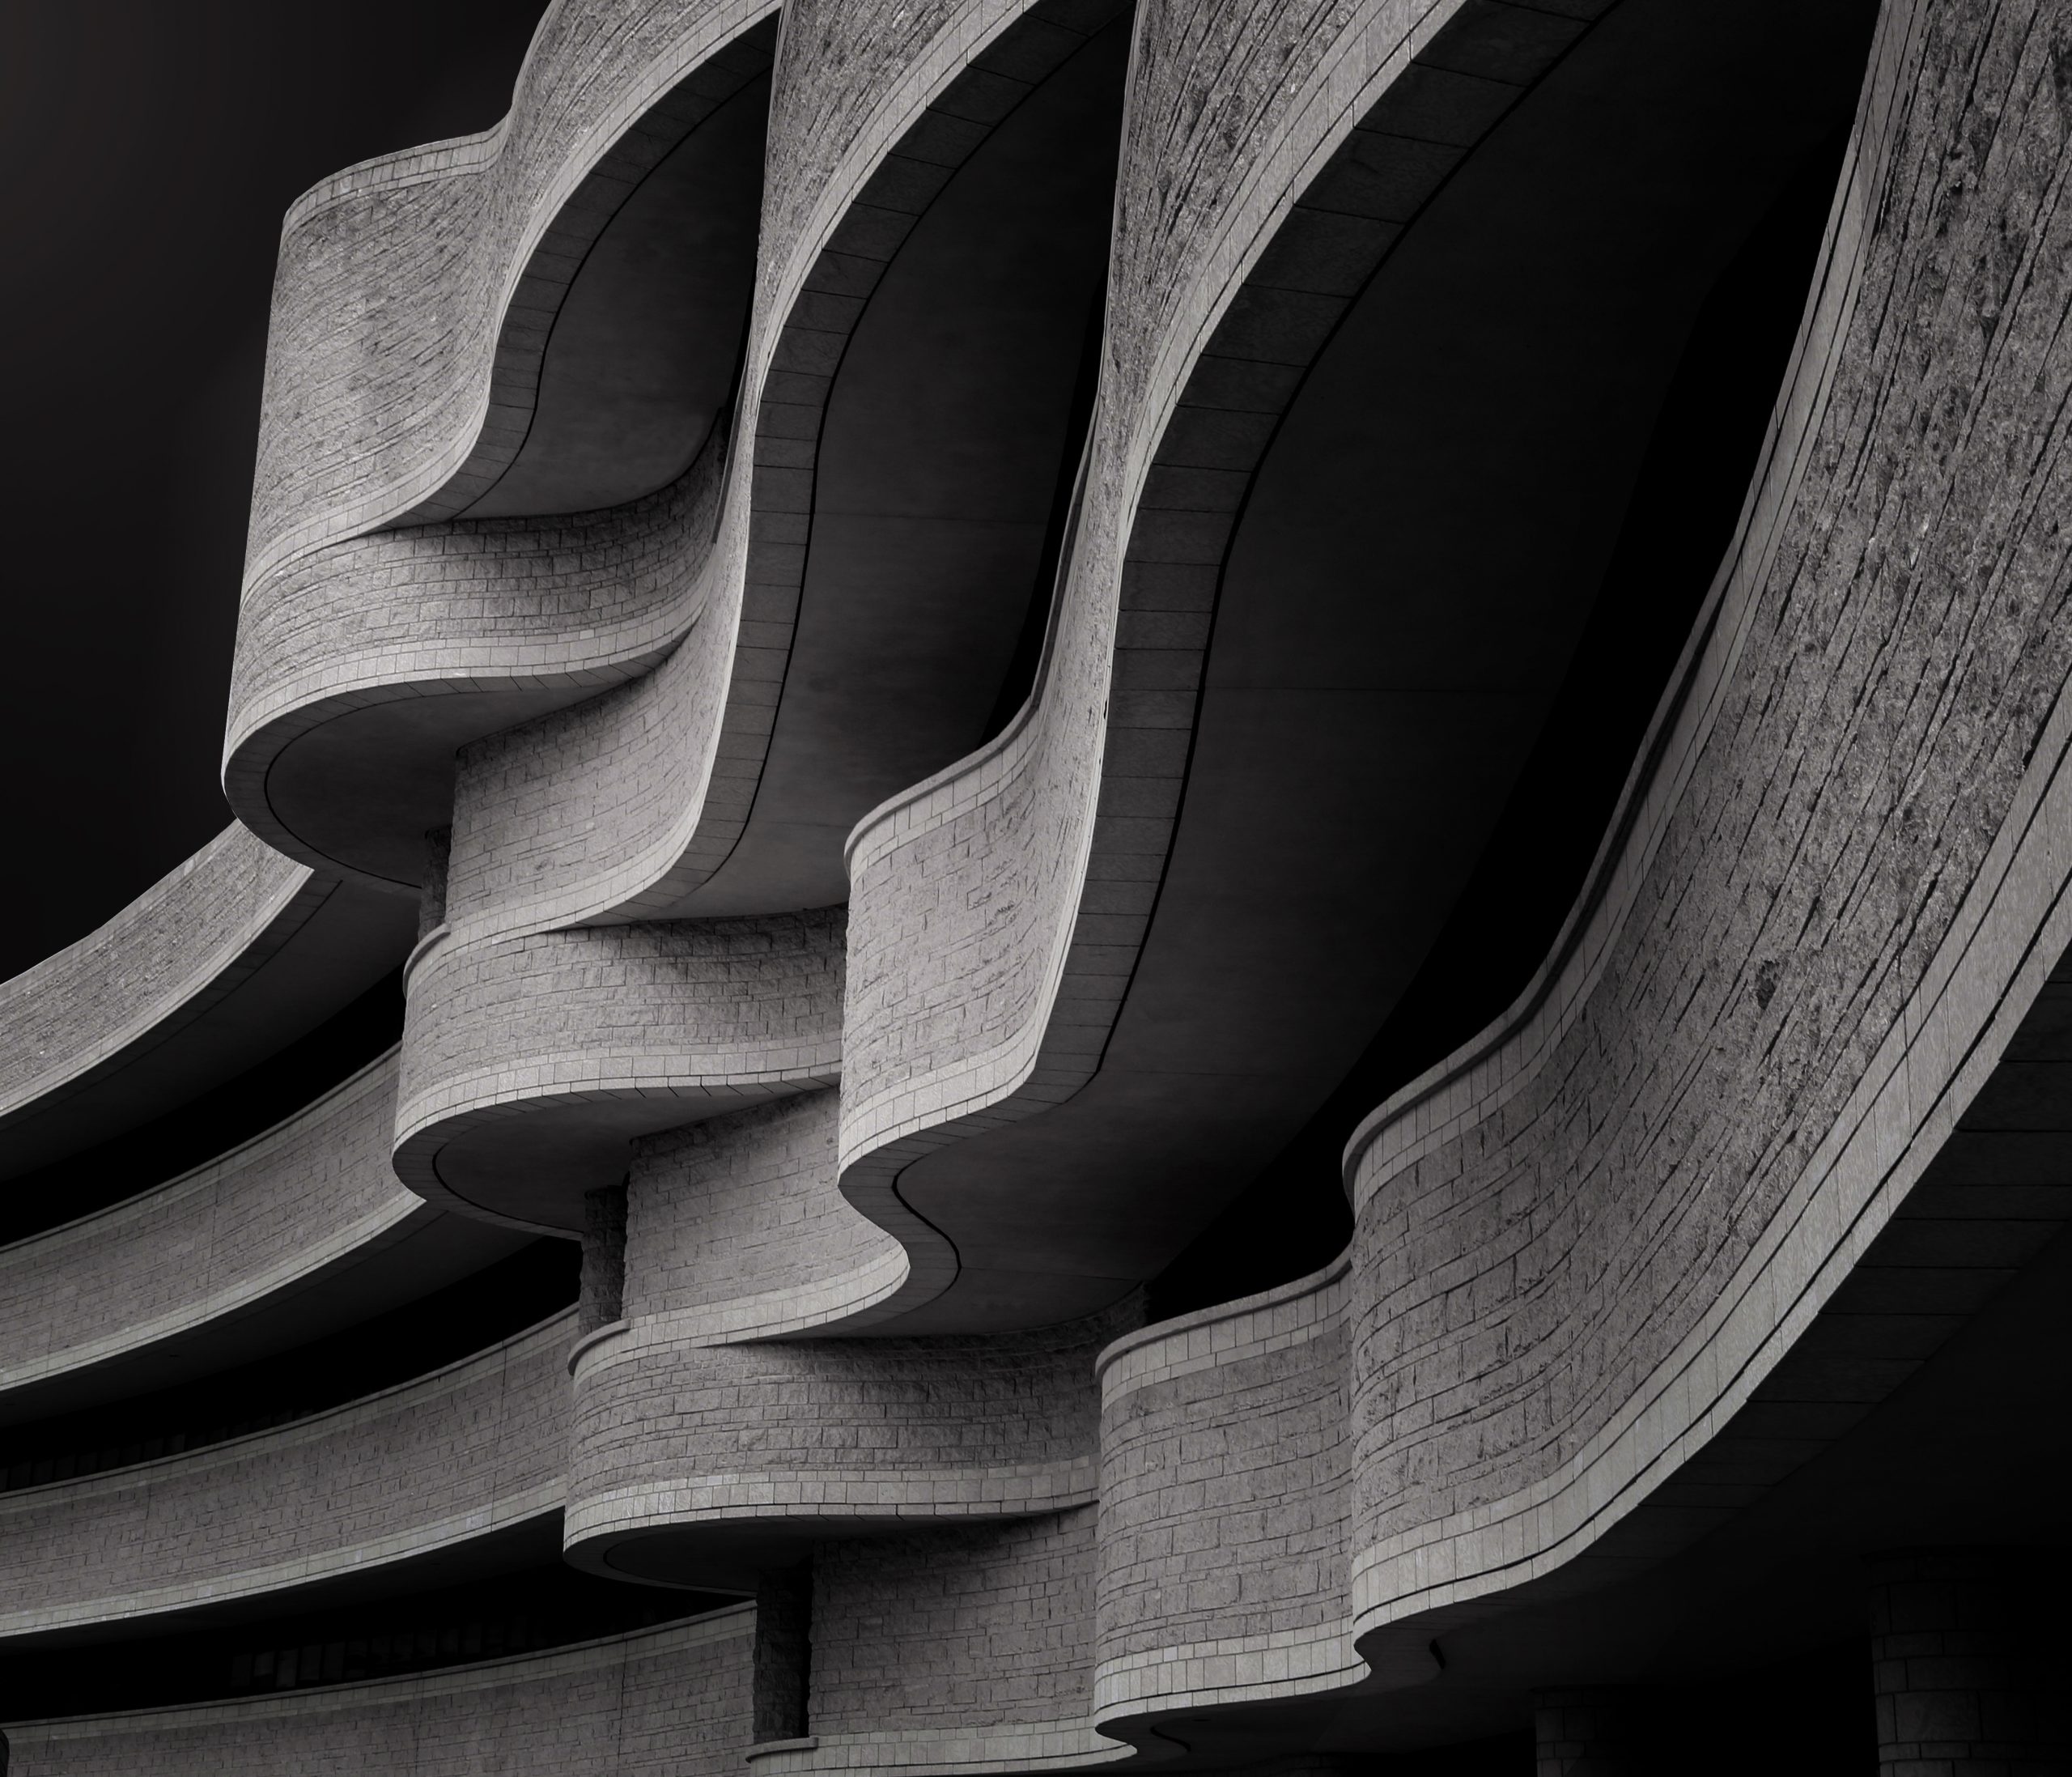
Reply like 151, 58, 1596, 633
240, 1, 776, 592
226, 433, 728, 898
563, 1301, 1136, 1561
0, 824, 318, 1132
625, 1089, 905, 1339
1094, 1260, 1353, 1721
0, 1052, 427, 1404
1342, 0, 2072, 1634
2, 1608, 754, 1776
0, 1315, 571, 1639
394, 909, 846, 1229
814, 1510, 1097, 1734
834, 0, 1514, 1320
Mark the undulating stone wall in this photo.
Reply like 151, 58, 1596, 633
801, 1510, 1116, 1770
0, 1052, 431, 1406
0, 1315, 571, 1639
563, 1303, 1134, 1567
834, 0, 1565, 1314
2, 1609, 754, 1776
1342, 0, 2072, 1637
1095, 1259, 1353, 1724
623, 1090, 903, 1341
0, 825, 319, 1131
393, 909, 846, 1227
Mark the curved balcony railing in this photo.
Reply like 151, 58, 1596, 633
0, 1315, 571, 1641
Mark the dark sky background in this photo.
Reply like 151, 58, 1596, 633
1, 0, 550, 983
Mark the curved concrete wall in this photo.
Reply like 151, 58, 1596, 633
622, 1090, 905, 1341
1038, 0, 2072, 1752
394, 909, 845, 1231
564, 1303, 1132, 1583
1340, 0, 2072, 1643
240, 2, 775, 587
1, 1608, 753, 1776
1094, 1259, 1353, 1726
0, 1315, 571, 1640
833, 0, 1587, 1320
0, 1051, 522, 1424
33, 0, 2061, 1766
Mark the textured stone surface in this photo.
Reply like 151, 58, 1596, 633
1343, 0, 2072, 1635
241, 2, 776, 586
563, 1301, 1134, 1567
1095, 1260, 1353, 1723
0, 1052, 426, 1408
0, 826, 316, 1133
0, 1315, 570, 1638
625, 1089, 903, 1339
2, 1608, 754, 1775
395, 908, 846, 1229
834, 0, 1513, 1317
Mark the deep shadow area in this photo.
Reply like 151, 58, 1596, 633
0, 0, 550, 982
0, 1556, 727, 1719
0, 1239, 575, 1492
1149, 124, 1857, 1322
0, 969, 406, 1247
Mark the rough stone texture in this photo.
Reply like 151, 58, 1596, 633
0, 1052, 422, 1405
624, 1090, 903, 1341
813, 1510, 1098, 1739
1344, 0, 2072, 1632
0, 825, 317, 1131
240, 2, 775, 589
834, 0, 1517, 1316
226, 434, 728, 891
2, 1608, 754, 1776
563, 1302, 1135, 1564
0, 1315, 571, 1638
1094, 1260, 1352, 1723
394, 908, 845, 1227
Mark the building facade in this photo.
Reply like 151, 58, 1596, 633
2, 0, 2070, 1770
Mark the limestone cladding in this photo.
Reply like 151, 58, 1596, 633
796, 1510, 1125, 1771
834, 0, 1585, 1318
624, 1090, 906, 1341
0, 1315, 571, 1639
1341, 0, 2072, 1637
1094, 1260, 1354, 1723
563, 1301, 1136, 1562
0, 1052, 427, 1406
393, 908, 846, 1225
240, 1, 777, 593
0, 824, 318, 1133
2, 1608, 754, 1776
225, 432, 728, 898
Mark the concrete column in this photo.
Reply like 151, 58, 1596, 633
1535, 1687, 1646, 1776
578, 1181, 626, 1334
1869, 1551, 2068, 1775
753, 1560, 813, 1743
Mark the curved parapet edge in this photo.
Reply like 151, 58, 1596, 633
0, 1313, 573, 1643
1335, 0, 2072, 1645
0, 826, 312, 1133
222, 432, 731, 888
0, 823, 413, 1187
0, 1049, 523, 1425
563, 1299, 1135, 1587
240, 0, 777, 593
832, 0, 1597, 1326
0, 1607, 754, 1775
393, 910, 847, 1234
1093, 1257, 1360, 1732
